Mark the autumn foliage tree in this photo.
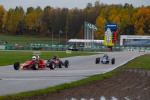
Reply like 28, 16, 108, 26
95, 16, 107, 39
0, 2, 149, 41
0, 5, 5, 32
25, 7, 42, 34
5, 7, 24, 34
134, 7, 150, 35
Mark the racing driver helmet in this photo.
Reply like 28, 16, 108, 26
104, 54, 108, 57
53, 55, 57, 59
32, 56, 37, 61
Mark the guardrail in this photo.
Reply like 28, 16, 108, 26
3, 44, 150, 51
0, 45, 5, 50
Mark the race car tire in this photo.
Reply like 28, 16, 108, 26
33, 62, 39, 70
14, 62, 20, 70
111, 58, 115, 64
64, 60, 69, 68
95, 58, 100, 64
59, 61, 62, 68
98, 58, 100, 63
49, 61, 55, 69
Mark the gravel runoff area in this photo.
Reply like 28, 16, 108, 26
19, 68, 150, 100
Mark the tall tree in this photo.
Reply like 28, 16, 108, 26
95, 16, 107, 39
40, 6, 52, 36
2, 13, 7, 32
135, 16, 145, 35
5, 7, 25, 34
0, 5, 5, 32
86, 3, 93, 9
15, 6, 25, 34
26, 7, 34, 14
94, 1, 100, 8
134, 7, 150, 35
25, 6, 42, 34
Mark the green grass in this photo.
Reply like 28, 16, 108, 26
0, 51, 99, 66
0, 34, 65, 45
0, 54, 150, 100
122, 54, 150, 69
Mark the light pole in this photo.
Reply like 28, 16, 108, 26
52, 30, 53, 45
59, 30, 63, 45
66, 30, 68, 45
59, 31, 60, 45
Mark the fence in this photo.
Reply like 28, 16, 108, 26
2, 44, 150, 51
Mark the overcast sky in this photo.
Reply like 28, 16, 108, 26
0, 0, 150, 11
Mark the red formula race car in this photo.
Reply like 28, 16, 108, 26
14, 56, 47, 70
46, 55, 69, 69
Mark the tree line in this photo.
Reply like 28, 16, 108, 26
0, 1, 149, 40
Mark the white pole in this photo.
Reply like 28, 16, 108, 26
92, 29, 94, 47
52, 30, 53, 45
87, 25, 89, 47
66, 30, 67, 45
59, 32, 60, 45
84, 21, 86, 47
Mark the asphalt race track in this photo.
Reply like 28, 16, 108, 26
0, 50, 149, 96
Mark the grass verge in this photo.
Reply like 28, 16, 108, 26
0, 51, 99, 66
0, 54, 150, 100
0, 34, 61, 45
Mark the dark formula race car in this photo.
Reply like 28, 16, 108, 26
14, 56, 47, 70
46, 55, 69, 69
95, 54, 115, 64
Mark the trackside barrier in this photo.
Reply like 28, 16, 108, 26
5, 46, 9, 50
13, 44, 20, 46
66, 50, 72, 54
29, 44, 46, 46
29, 44, 66, 47
4, 45, 150, 51
33, 51, 41, 56
6, 45, 69, 51
0, 45, 5, 50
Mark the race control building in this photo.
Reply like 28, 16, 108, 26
120, 35, 150, 47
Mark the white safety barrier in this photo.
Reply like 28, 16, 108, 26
0, 45, 5, 50
33, 51, 41, 56
66, 50, 72, 54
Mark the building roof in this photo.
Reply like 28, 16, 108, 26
68, 39, 104, 43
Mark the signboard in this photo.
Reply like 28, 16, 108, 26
105, 23, 118, 31
104, 23, 118, 46
33, 51, 41, 56
0, 45, 5, 50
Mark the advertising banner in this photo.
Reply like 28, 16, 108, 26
104, 23, 118, 46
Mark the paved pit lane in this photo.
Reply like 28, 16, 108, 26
0, 50, 149, 96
